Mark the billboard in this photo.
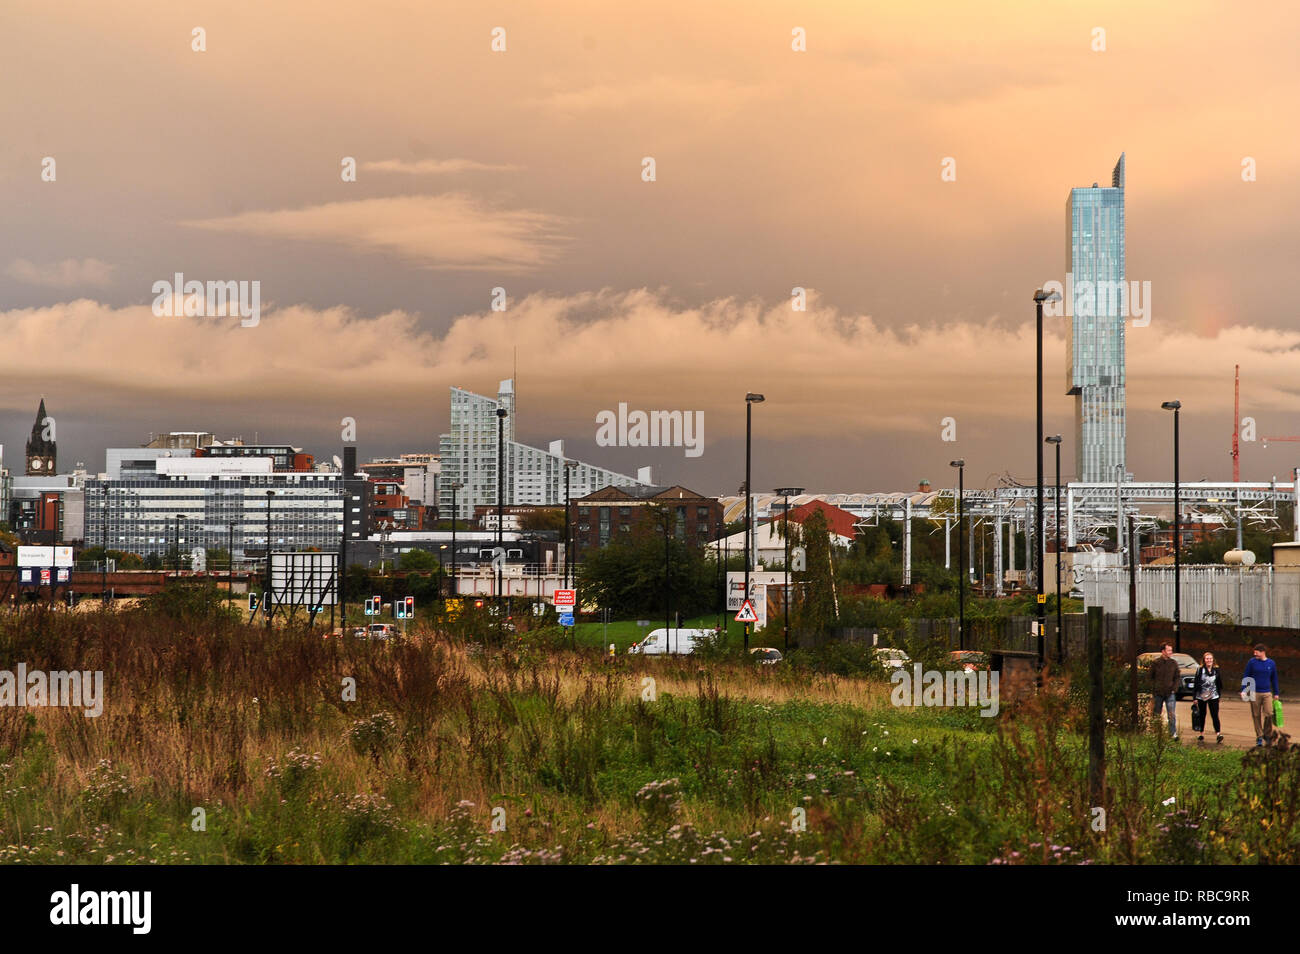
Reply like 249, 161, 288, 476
17, 546, 74, 568
268, 552, 339, 610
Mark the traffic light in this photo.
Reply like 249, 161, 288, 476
394, 599, 405, 620
474, 599, 484, 610
404, 596, 414, 619
249, 592, 260, 612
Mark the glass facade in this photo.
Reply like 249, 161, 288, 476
1066, 153, 1127, 482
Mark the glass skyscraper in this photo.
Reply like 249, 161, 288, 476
1066, 153, 1127, 483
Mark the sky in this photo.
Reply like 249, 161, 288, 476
2, 0, 1298, 496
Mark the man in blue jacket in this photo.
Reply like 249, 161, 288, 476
1242, 644, 1281, 747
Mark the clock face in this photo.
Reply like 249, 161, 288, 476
30, 459, 42, 470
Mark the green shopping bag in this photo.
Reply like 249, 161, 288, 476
1274, 697, 1284, 729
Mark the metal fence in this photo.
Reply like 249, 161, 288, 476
1078, 565, 1300, 629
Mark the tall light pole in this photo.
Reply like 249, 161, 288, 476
950, 460, 965, 650
100, 484, 108, 606
264, 490, 274, 630
563, 460, 577, 588
775, 487, 804, 651
1162, 400, 1182, 652
496, 407, 508, 620
1033, 287, 1062, 669
176, 514, 186, 572
660, 505, 673, 649
744, 392, 765, 652
447, 480, 462, 604
1046, 435, 1063, 662
228, 520, 235, 608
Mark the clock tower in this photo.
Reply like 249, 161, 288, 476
25, 398, 56, 476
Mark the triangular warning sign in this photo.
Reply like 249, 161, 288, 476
735, 599, 759, 623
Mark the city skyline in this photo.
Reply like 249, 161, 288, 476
3, 2, 1299, 494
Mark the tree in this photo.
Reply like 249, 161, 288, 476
519, 509, 565, 533
793, 509, 838, 638
577, 507, 718, 618
398, 548, 440, 570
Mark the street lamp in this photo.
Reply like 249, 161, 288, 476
775, 487, 804, 651
175, 514, 186, 572
1046, 435, 1063, 663
950, 460, 965, 650
1034, 287, 1062, 669
744, 392, 765, 652
563, 460, 577, 589
265, 490, 274, 629
1162, 400, 1182, 652
228, 521, 235, 607
496, 407, 508, 620
100, 484, 108, 606
446, 480, 463, 604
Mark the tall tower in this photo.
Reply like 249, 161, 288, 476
1066, 153, 1127, 482
25, 397, 56, 475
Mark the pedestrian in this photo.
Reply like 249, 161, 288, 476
1242, 644, 1281, 747
1150, 641, 1181, 741
1192, 651, 1224, 744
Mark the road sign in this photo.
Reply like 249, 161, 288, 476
1037, 594, 1047, 604
553, 589, 576, 607
735, 600, 759, 623
559, 613, 575, 627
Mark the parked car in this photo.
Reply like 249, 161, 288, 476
1135, 651, 1198, 699
749, 647, 783, 665
949, 650, 989, 672
872, 647, 911, 671
629, 628, 717, 656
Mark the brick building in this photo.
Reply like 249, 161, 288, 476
569, 485, 722, 554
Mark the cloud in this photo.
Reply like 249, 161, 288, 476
361, 158, 520, 175
5, 258, 114, 287
1, 291, 1296, 446
184, 195, 567, 272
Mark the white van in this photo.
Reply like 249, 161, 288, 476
629, 628, 717, 656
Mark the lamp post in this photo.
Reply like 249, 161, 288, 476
563, 460, 577, 589
660, 506, 673, 650
1162, 400, 1182, 652
1046, 435, 1063, 662
744, 392, 765, 651
950, 460, 965, 650
447, 480, 462, 604
100, 484, 108, 606
496, 408, 508, 619
1033, 287, 1062, 669
775, 487, 804, 651
264, 491, 275, 629
176, 514, 186, 573
228, 521, 235, 608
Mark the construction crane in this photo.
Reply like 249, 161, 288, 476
1238, 364, 1300, 453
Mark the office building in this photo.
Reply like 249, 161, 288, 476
85, 457, 342, 561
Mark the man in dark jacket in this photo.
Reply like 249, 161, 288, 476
1151, 642, 1181, 741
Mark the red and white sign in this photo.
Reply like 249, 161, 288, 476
553, 589, 576, 607
735, 600, 759, 623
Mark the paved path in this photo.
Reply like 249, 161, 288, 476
1152, 697, 1279, 749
